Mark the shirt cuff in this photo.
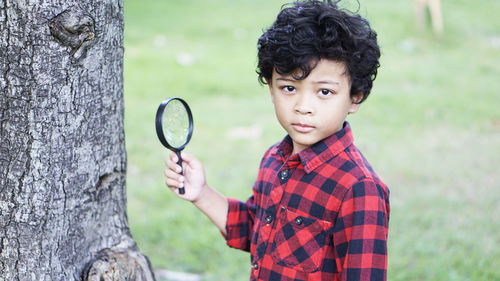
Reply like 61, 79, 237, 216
224, 197, 251, 251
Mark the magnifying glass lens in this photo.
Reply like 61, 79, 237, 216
162, 99, 190, 148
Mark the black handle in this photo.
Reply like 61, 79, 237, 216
176, 150, 185, 194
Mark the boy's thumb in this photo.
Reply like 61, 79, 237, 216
179, 152, 199, 167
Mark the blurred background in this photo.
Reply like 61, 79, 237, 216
123, 0, 500, 280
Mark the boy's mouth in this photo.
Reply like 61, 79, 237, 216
292, 123, 315, 133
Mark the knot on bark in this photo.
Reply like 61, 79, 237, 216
49, 6, 95, 60
83, 247, 156, 281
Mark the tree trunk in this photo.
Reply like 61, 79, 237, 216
0, 0, 155, 280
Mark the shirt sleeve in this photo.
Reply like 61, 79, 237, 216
333, 179, 390, 281
224, 195, 257, 252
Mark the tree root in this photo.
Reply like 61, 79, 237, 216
83, 245, 156, 281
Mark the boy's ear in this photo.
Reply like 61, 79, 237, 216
348, 92, 364, 114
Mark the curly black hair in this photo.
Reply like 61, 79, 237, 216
257, 0, 380, 103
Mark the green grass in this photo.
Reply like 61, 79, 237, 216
123, 0, 500, 280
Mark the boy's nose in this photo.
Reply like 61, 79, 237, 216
294, 93, 314, 115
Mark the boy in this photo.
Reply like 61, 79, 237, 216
164, 1, 390, 280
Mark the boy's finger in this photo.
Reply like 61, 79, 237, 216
164, 168, 184, 181
165, 156, 182, 173
166, 178, 184, 189
168, 151, 178, 163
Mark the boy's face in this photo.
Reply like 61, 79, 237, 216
268, 59, 362, 154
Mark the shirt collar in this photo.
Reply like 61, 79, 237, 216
275, 122, 354, 173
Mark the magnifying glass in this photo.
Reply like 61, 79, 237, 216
155, 97, 194, 194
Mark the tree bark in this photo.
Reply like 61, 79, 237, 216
0, 0, 154, 280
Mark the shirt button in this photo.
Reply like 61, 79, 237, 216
295, 216, 303, 225
265, 215, 273, 224
280, 169, 289, 180
252, 262, 259, 270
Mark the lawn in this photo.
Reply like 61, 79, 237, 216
123, 0, 500, 280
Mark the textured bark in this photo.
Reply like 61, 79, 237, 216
0, 0, 154, 280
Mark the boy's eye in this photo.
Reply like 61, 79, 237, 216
282, 86, 295, 93
319, 89, 333, 96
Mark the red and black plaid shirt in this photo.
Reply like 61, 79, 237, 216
224, 122, 390, 281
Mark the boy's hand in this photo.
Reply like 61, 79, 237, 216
164, 152, 207, 202
164, 151, 229, 234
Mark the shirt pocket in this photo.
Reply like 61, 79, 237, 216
270, 207, 332, 273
